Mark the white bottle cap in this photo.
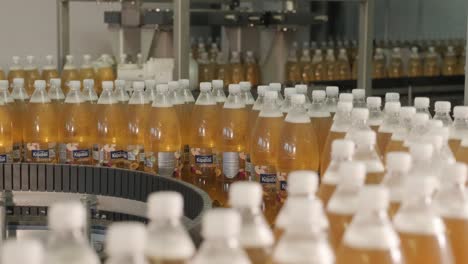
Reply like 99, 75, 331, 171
284, 87, 296, 97
147, 191, 183, 220
168, 81, 179, 91
366, 96, 381, 107
434, 101, 451, 112
239, 81, 252, 91
351, 108, 369, 121
352, 88, 365, 98
13, 78, 24, 86
156, 84, 169, 93
312, 90, 326, 100
200, 82, 212, 92
384, 102, 401, 113
106, 222, 146, 256
83, 79, 94, 87
48, 201, 86, 230
202, 209, 241, 238
386, 152, 412, 172
404, 177, 436, 199
338, 161, 366, 187
339, 93, 353, 102
269, 83, 281, 91
34, 80, 46, 90
26, 55, 34, 63
102, 81, 114, 91
409, 143, 433, 161
400, 106, 416, 118
115, 79, 125, 87
285, 198, 325, 230
294, 84, 308, 94
228, 84, 241, 94
288, 170, 319, 195
265, 91, 278, 100
145, 79, 156, 88
414, 97, 430, 108
291, 94, 305, 104
331, 139, 355, 159
69, 81, 81, 90
212, 80, 223, 89
412, 113, 429, 124
257, 85, 268, 95
229, 181, 262, 208
0, 80, 8, 90
326, 86, 339, 96
337, 101, 353, 112
12, 56, 20, 64
133, 81, 145, 91
2, 240, 44, 264
442, 163, 467, 185
354, 130, 376, 146
179, 79, 190, 89
357, 185, 389, 211
50, 78, 61, 87
385, 92, 400, 102
428, 120, 443, 129
453, 106, 468, 118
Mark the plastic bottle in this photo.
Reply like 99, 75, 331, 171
250, 91, 283, 223
373, 48, 387, 78
48, 78, 65, 105
147, 84, 182, 178
46, 201, 100, 264
144, 80, 157, 104
0, 80, 13, 104
179, 79, 195, 119
125, 81, 148, 171
145, 192, 195, 264
80, 54, 96, 82
217, 84, 249, 205
105, 222, 147, 264
385, 92, 400, 104
294, 84, 311, 108
82, 79, 98, 103
7, 56, 26, 90
351, 88, 366, 108
189, 82, 220, 200
230, 51, 245, 84
11, 78, 28, 162
433, 101, 452, 127
96, 81, 127, 167
280, 87, 296, 115
335, 48, 351, 80
168, 81, 186, 137
198, 52, 216, 83
299, 49, 313, 83
311, 49, 326, 81
381, 152, 411, 218
229, 182, 274, 263
269, 83, 284, 101
273, 198, 334, 264
318, 139, 354, 205
245, 51, 261, 87
458, 48, 466, 75
42, 55, 59, 90
114, 79, 129, 104
442, 46, 457, 76
404, 113, 430, 147
61, 55, 80, 94
450, 106, 468, 154
308, 90, 332, 156
23, 80, 58, 163
192, 209, 250, 264
377, 102, 401, 152
393, 177, 454, 264
432, 126, 455, 164
320, 101, 353, 175
277, 94, 319, 203
350, 130, 385, 184
336, 186, 403, 264
433, 163, 468, 264
414, 96, 431, 118
216, 55, 231, 88
285, 46, 302, 85
324, 49, 336, 81
325, 86, 339, 115
424, 46, 441, 77
346, 108, 371, 140
339, 93, 353, 105
388, 48, 404, 78
408, 47, 423, 77
385, 107, 416, 155
240, 81, 255, 110
24, 56, 41, 96
209, 43, 219, 62
367, 97, 384, 131
96, 54, 116, 95
58, 81, 93, 165
274, 171, 322, 241
0, 83, 12, 163
408, 143, 439, 185
326, 161, 366, 251
212, 79, 226, 109
248, 85, 267, 139
1, 240, 44, 264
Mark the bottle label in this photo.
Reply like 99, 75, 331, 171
277, 172, 289, 203
59, 143, 91, 164
190, 148, 219, 177
0, 154, 11, 163
26, 142, 56, 163
100, 144, 125, 167
195, 154, 214, 164
253, 164, 277, 193
221, 152, 246, 180
126, 145, 145, 170
144, 152, 155, 169
12, 142, 21, 161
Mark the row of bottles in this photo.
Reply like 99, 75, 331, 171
0, 55, 116, 96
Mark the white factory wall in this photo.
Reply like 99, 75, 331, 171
0, 0, 119, 71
